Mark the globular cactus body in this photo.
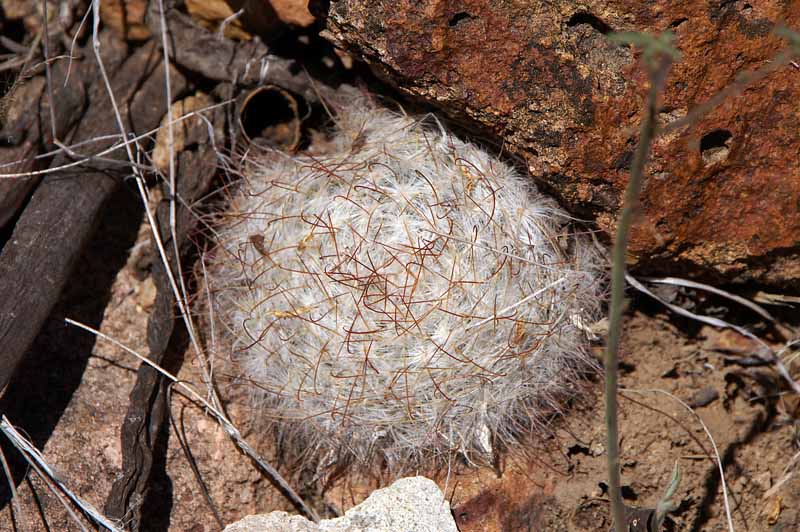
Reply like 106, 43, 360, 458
206, 88, 604, 471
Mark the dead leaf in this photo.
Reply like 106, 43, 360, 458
185, 0, 253, 40
100, 0, 151, 41
135, 276, 157, 313
766, 495, 782, 526
270, 0, 315, 27
1, 0, 34, 20
152, 92, 213, 173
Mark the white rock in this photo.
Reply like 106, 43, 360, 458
224, 477, 458, 532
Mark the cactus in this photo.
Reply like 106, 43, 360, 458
204, 87, 605, 472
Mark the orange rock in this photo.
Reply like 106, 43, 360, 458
322, 1, 800, 287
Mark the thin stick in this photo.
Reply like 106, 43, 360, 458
0, 36, 28, 54
604, 48, 672, 531
155, 0, 224, 413
166, 383, 225, 530
640, 276, 774, 323
217, 8, 244, 40
762, 450, 800, 500
65, 5, 92, 84
0, 443, 24, 530
33, 13, 222, 441
0, 417, 121, 532
0, 99, 233, 176
0, 30, 42, 75
40, 0, 58, 142
64, 318, 321, 522
90, 0, 205, 379
622, 389, 734, 532
92, 0, 224, 431
626, 274, 800, 396
26, 461, 89, 532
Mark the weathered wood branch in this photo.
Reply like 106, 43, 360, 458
0, 37, 95, 229
104, 103, 223, 530
153, 9, 329, 103
0, 38, 186, 392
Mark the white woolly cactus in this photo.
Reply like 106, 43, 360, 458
206, 88, 604, 471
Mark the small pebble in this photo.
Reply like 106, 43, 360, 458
689, 387, 719, 408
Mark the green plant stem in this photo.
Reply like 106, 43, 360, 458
605, 59, 669, 532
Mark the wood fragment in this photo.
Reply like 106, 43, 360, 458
103, 104, 222, 531
0, 38, 186, 393
152, 9, 327, 102
0, 45, 94, 229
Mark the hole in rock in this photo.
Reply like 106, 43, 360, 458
598, 482, 638, 500
566, 12, 612, 34
621, 485, 638, 501
669, 17, 688, 29
448, 12, 476, 27
700, 129, 733, 165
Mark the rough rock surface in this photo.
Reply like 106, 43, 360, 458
223, 476, 459, 532
321, 1, 800, 286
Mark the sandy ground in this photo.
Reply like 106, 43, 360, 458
1, 184, 798, 531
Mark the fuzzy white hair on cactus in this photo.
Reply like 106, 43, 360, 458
205, 87, 605, 472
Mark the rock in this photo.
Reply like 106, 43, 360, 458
320, 1, 800, 287
688, 387, 719, 408
225, 513, 318, 532
224, 477, 459, 532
